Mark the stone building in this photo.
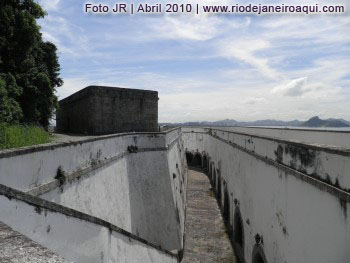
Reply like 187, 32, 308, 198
56, 86, 158, 135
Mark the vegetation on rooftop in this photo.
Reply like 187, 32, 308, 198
0, 123, 52, 150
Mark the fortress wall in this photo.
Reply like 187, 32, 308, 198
186, 128, 350, 191
0, 185, 178, 263
165, 131, 188, 250
183, 127, 350, 263
0, 128, 187, 252
219, 126, 350, 148
0, 132, 165, 192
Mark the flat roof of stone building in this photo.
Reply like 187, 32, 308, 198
59, 85, 158, 105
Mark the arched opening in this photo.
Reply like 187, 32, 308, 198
186, 152, 193, 165
233, 207, 245, 262
252, 245, 267, 263
253, 254, 265, 263
217, 174, 222, 204
213, 168, 216, 189
203, 155, 207, 169
223, 187, 230, 223
192, 153, 202, 167
209, 162, 213, 179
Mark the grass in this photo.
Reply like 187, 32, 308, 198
0, 123, 52, 150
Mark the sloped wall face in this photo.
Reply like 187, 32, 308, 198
0, 129, 187, 252
40, 151, 182, 250
166, 131, 188, 249
0, 188, 178, 263
183, 127, 350, 263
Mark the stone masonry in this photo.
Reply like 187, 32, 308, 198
56, 86, 158, 135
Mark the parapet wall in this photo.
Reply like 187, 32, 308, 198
219, 126, 350, 148
0, 128, 187, 261
0, 184, 178, 263
183, 127, 350, 263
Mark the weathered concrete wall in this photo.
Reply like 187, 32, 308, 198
183, 127, 350, 263
0, 128, 187, 253
165, 129, 188, 250
57, 86, 158, 135
219, 126, 350, 148
0, 185, 178, 263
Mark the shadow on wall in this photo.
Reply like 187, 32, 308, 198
126, 151, 183, 251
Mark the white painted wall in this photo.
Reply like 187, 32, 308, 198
183, 128, 350, 263
0, 129, 187, 252
218, 126, 350, 148
184, 127, 350, 191
0, 192, 177, 263
0, 133, 165, 192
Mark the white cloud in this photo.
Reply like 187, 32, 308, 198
154, 16, 220, 41
272, 77, 308, 96
39, 0, 60, 11
244, 97, 266, 104
220, 39, 281, 80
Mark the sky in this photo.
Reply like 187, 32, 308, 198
37, 0, 350, 122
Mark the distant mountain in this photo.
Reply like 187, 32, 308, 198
300, 116, 350, 128
161, 118, 303, 127
161, 117, 350, 128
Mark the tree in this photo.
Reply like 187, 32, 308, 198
0, 0, 62, 127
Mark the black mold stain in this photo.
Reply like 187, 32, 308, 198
5, 194, 12, 200
175, 207, 180, 224
289, 159, 297, 169
340, 199, 347, 218
274, 145, 284, 163
282, 226, 288, 236
285, 144, 316, 167
308, 173, 350, 193
127, 145, 138, 153
34, 206, 42, 214
55, 166, 66, 187
335, 178, 340, 188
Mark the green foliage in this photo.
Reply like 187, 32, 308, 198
0, 122, 52, 149
0, 73, 22, 123
0, 0, 62, 127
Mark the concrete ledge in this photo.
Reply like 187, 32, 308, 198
0, 127, 181, 159
26, 133, 182, 197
